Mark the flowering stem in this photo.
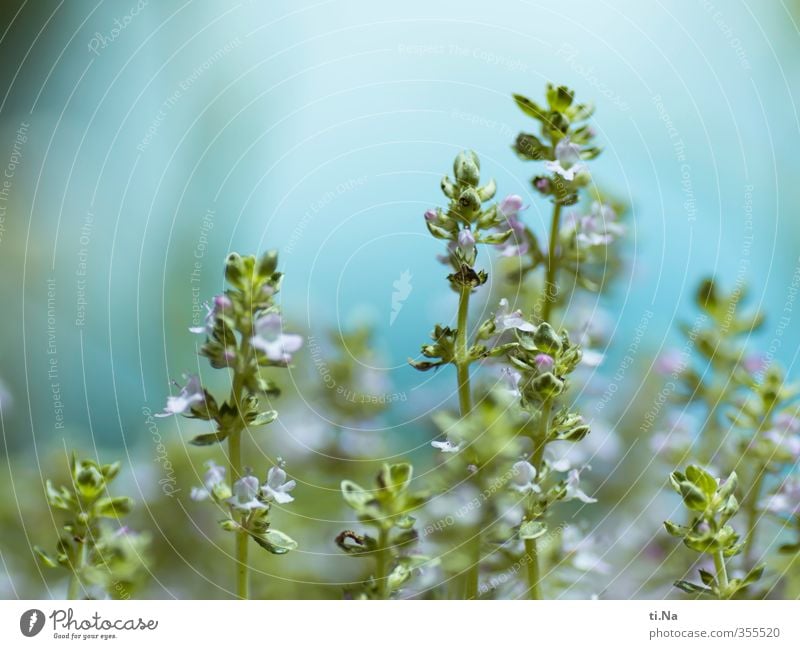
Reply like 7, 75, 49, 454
542, 202, 562, 324
525, 399, 552, 600
454, 283, 480, 599
67, 536, 88, 600
741, 462, 767, 571
713, 550, 729, 597
229, 335, 252, 600
455, 284, 473, 415
375, 527, 390, 599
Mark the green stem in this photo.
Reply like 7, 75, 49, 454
542, 202, 562, 324
455, 284, 473, 415
67, 536, 89, 600
229, 431, 250, 600
228, 333, 252, 600
455, 283, 479, 599
742, 462, 767, 571
525, 399, 552, 600
375, 527, 390, 599
714, 550, 729, 598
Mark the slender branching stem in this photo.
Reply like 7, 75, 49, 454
542, 202, 562, 324
525, 399, 552, 599
67, 535, 89, 600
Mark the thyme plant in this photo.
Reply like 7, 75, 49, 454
35, 454, 150, 599
157, 250, 301, 599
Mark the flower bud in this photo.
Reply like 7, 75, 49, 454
454, 151, 480, 187
531, 372, 564, 398
534, 323, 562, 355
257, 250, 279, 277
225, 253, 244, 287
75, 464, 105, 499
457, 188, 481, 213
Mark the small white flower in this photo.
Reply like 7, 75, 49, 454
432, 434, 462, 453
190, 460, 226, 502
501, 367, 522, 398
564, 468, 597, 503
457, 228, 476, 258
545, 137, 586, 181
494, 298, 535, 333
562, 525, 611, 575
510, 460, 541, 494
189, 294, 232, 335
227, 475, 265, 512
155, 373, 204, 417
261, 466, 296, 504
250, 313, 303, 362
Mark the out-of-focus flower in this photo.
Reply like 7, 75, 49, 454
562, 525, 611, 574
510, 461, 541, 494
655, 349, 687, 376
251, 313, 303, 362
545, 137, 585, 181
261, 466, 296, 504
564, 202, 624, 249
432, 433, 462, 454
564, 468, 597, 503
155, 374, 204, 417
494, 298, 535, 333
190, 460, 227, 502
760, 477, 800, 519
189, 294, 233, 335
495, 195, 529, 257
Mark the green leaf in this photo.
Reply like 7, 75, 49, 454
379, 463, 413, 496
673, 580, 713, 596
387, 563, 411, 592
512, 94, 548, 121
251, 529, 297, 555
189, 431, 228, 446
94, 496, 133, 518
519, 520, 548, 540
664, 520, 689, 538
34, 546, 57, 568
248, 410, 278, 427
686, 465, 717, 498
698, 569, 716, 587
341, 480, 371, 511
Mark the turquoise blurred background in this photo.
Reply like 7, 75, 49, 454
1, 0, 800, 598
2, 0, 799, 452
